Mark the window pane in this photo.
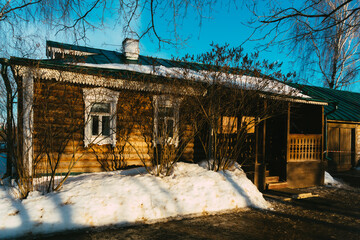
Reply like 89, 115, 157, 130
102, 116, 110, 136
92, 116, 99, 135
167, 119, 174, 138
242, 116, 255, 134
91, 103, 110, 113
158, 117, 165, 138
159, 106, 174, 118
219, 116, 238, 134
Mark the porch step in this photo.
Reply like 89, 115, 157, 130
265, 170, 270, 177
266, 181, 288, 190
265, 176, 279, 183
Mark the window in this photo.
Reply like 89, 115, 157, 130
218, 116, 238, 134
83, 88, 119, 147
242, 116, 255, 134
218, 116, 256, 134
90, 103, 111, 136
153, 95, 179, 146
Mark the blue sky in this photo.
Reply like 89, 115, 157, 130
41, 1, 359, 92
47, 1, 290, 69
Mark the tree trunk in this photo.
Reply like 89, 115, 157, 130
1, 62, 14, 177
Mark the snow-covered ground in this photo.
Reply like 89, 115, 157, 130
324, 171, 347, 188
0, 162, 269, 239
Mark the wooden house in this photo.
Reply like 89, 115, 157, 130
8, 39, 328, 190
290, 84, 360, 172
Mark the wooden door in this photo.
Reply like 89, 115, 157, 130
328, 127, 340, 163
328, 127, 354, 170
340, 128, 352, 166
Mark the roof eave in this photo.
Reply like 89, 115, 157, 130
259, 93, 328, 106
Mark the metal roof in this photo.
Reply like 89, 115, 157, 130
6, 41, 329, 106
289, 83, 360, 122
46, 40, 204, 69
45, 40, 287, 78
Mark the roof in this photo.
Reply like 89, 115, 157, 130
45, 40, 265, 75
46, 40, 208, 70
5, 40, 327, 105
290, 83, 360, 122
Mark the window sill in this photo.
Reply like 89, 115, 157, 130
85, 136, 116, 147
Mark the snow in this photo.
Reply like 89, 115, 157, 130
0, 162, 269, 239
324, 171, 347, 188
75, 63, 309, 98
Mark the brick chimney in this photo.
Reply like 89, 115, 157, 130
122, 38, 140, 61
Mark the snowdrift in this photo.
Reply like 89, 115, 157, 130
0, 162, 268, 239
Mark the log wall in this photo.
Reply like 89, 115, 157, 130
32, 79, 196, 175
33, 79, 153, 174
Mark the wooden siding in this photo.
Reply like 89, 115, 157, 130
33, 79, 154, 174
32, 79, 196, 175
179, 123, 195, 162
287, 161, 325, 188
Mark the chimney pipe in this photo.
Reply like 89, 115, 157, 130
122, 38, 140, 61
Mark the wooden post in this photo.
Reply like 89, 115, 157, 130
263, 101, 267, 165
254, 121, 260, 188
261, 106, 267, 189
286, 102, 291, 163
255, 121, 259, 166
254, 100, 267, 191
356, 126, 359, 168
321, 106, 324, 162
321, 105, 325, 185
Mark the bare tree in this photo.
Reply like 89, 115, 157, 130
0, 60, 17, 178
253, 0, 360, 34
293, 0, 360, 89
129, 85, 200, 176
0, 0, 221, 53
0, 0, 221, 187
178, 44, 295, 171
251, 0, 360, 89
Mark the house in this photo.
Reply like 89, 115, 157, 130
290, 84, 360, 172
6, 39, 328, 190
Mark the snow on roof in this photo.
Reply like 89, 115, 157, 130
75, 63, 310, 98
0, 162, 269, 238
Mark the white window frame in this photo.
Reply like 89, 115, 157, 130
89, 103, 111, 137
83, 87, 119, 147
153, 95, 180, 147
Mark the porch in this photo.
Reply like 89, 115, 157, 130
253, 102, 326, 190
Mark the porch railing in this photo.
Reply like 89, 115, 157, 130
289, 134, 322, 161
